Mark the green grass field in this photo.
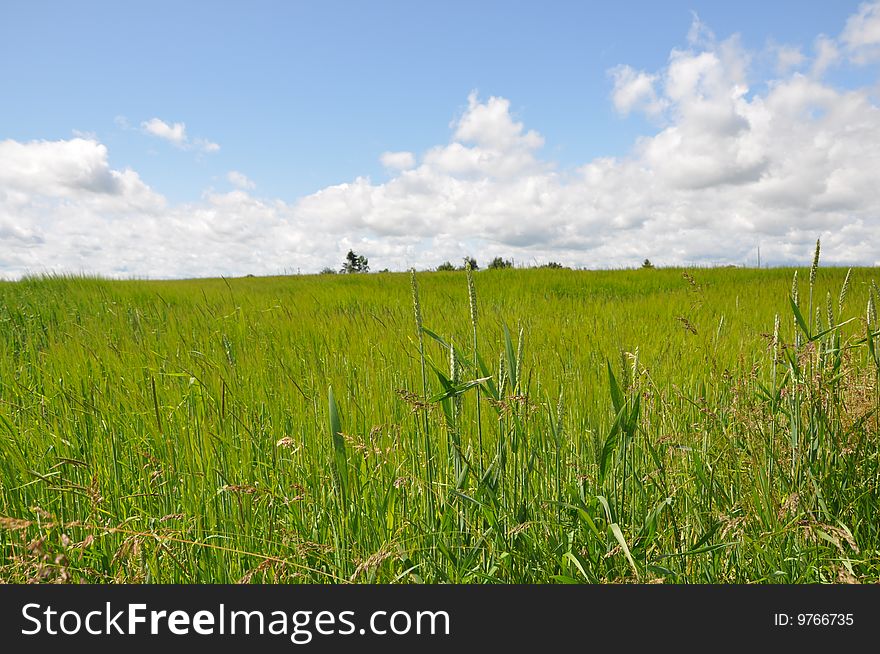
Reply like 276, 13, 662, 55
1, 258, 879, 583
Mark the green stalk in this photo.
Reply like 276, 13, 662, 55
466, 261, 483, 475
411, 269, 434, 522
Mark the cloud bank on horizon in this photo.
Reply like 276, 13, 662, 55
2, 5, 880, 278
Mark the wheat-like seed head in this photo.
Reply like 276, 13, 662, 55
466, 261, 478, 329
516, 326, 524, 381
556, 390, 565, 440
839, 268, 852, 313
809, 239, 820, 289
449, 341, 462, 417
868, 279, 880, 325
632, 346, 640, 384
410, 268, 424, 347
449, 343, 459, 384
498, 350, 506, 396
868, 294, 876, 328
773, 313, 780, 362
791, 270, 799, 306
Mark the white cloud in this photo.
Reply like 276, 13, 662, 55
609, 65, 666, 116
3, 5, 880, 278
0, 138, 310, 278
810, 2, 880, 72
195, 138, 221, 153
453, 92, 544, 152
841, 0, 880, 61
286, 8, 880, 271
141, 118, 219, 153
380, 151, 416, 170
812, 35, 840, 77
0, 138, 153, 200
227, 170, 255, 190
773, 44, 805, 74
686, 11, 716, 48
142, 118, 187, 146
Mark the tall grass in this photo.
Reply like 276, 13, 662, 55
0, 260, 878, 583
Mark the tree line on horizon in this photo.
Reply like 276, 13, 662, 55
320, 251, 574, 275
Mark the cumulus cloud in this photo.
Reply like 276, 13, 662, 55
0, 138, 313, 278
772, 44, 805, 74
610, 65, 666, 116
141, 118, 220, 153
142, 118, 187, 146
841, 0, 880, 62
452, 92, 544, 151
2, 5, 880, 278
0, 139, 165, 213
287, 7, 880, 270
380, 151, 416, 170
226, 170, 255, 190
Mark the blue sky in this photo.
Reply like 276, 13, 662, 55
1, 1, 865, 201
1, 1, 879, 276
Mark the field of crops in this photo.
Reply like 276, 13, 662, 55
1, 254, 879, 583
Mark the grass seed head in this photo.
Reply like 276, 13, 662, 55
810, 238, 820, 289
466, 261, 478, 328
516, 327, 524, 380
868, 294, 877, 329
449, 342, 459, 384
556, 390, 565, 437
773, 313, 780, 362
839, 267, 852, 313
410, 268, 423, 335
632, 346, 640, 383
620, 349, 630, 391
